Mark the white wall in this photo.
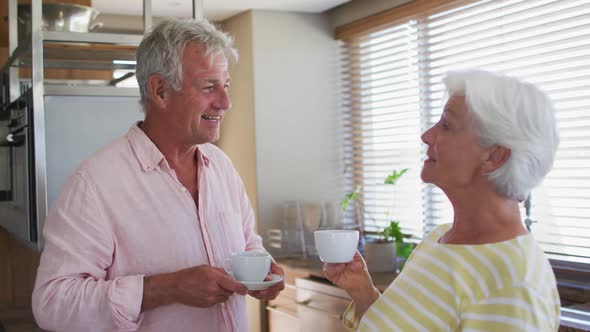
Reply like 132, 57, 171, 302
219, 11, 258, 222
219, 10, 342, 330
219, 12, 262, 332
250, 11, 342, 236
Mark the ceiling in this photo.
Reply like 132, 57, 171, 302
91, 0, 352, 21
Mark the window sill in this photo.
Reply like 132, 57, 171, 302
560, 304, 590, 331
555, 265, 590, 331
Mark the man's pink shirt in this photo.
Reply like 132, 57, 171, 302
32, 124, 264, 331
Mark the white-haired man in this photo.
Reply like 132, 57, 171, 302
32, 18, 284, 331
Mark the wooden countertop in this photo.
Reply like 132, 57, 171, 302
275, 257, 397, 292
275, 257, 590, 332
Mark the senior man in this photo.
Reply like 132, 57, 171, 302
32, 18, 284, 331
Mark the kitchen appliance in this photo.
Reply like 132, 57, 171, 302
0, 92, 144, 248
0, 0, 202, 249
0, 87, 37, 243
17, 3, 103, 41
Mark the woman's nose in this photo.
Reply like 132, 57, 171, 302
421, 125, 435, 145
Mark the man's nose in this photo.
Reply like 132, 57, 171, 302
215, 88, 232, 110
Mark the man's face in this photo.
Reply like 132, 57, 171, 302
164, 43, 231, 145
420, 95, 489, 191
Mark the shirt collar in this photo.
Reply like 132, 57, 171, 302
127, 123, 211, 172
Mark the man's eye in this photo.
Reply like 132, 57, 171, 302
202, 86, 214, 92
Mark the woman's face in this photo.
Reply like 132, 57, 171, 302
420, 95, 489, 192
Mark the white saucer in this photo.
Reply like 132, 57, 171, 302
238, 274, 283, 291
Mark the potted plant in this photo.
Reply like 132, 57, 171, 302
374, 220, 415, 272
364, 222, 399, 272
341, 168, 413, 272
381, 168, 415, 261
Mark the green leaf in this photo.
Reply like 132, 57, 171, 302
340, 185, 362, 212
397, 242, 414, 259
384, 168, 408, 185
381, 220, 404, 243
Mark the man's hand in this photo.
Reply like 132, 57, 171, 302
248, 260, 285, 300
142, 265, 248, 311
174, 265, 249, 307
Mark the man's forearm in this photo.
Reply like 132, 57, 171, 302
142, 272, 178, 311
33, 274, 145, 331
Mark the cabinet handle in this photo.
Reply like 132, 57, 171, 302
295, 299, 311, 305
266, 305, 297, 319
297, 300, 342, 320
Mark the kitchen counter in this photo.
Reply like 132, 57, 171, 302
275, 257, 397, 292
275, 257, 590, 332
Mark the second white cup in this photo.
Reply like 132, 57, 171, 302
314, 230, 359, 263
224, 251, 271, 282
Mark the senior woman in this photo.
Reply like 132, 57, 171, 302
324, 70, 560, 331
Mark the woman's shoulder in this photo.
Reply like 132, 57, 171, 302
423, 223, 452, 242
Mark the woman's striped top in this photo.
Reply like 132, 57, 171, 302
343, 224, 561, 331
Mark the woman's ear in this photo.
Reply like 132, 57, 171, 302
147, 75, 168, 109
483, 145, 511, 173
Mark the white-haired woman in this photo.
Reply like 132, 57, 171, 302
324, 70, 560, 331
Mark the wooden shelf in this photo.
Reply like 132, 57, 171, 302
0, 0, 93, 48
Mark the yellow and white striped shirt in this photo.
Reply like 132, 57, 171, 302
343, 224, 560, 331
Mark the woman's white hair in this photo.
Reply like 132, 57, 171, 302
443, 70, 559, 201
135, 18, 238, 108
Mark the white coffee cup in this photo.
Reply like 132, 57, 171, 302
314, 230, 359, 263
224, 251, 271, 282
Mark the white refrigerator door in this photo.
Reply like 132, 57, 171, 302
43, 95, 144, 239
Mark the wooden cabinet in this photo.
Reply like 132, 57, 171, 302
0, 227, 40, 306
266, 266, 308, 332
267, 259, 395, 332
296, 278, 350, 332
265, 272, 351, 332
267, 284, 299, 332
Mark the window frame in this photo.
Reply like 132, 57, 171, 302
336, 0, 590, 295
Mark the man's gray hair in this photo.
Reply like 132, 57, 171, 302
135, 18, 238, 108
443, 70, 559, 201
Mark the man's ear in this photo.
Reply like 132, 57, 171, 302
483, 144, 511, 173
147, 75, 168, 109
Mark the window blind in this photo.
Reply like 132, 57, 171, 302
339, 0, 590, 264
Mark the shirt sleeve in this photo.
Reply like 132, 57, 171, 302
342, 301, 361, 331
461, 285, 559, 331
32, 171, 144, 332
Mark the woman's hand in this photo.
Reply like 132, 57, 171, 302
323, 251, 380, 318
323, 251, 370, 290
